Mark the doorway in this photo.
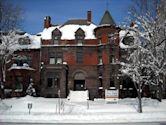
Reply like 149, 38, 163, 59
74, 80, 85, 90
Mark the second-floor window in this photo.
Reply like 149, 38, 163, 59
49, 57, 55, 64
76, 48, 83, 64
49, 51, 63, 64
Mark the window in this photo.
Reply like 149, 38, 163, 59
49, 58, 55, 64
27, 56, 32, 67
52, 28, 61, 45
15, 76, 23, 91
18, 37, 31, 45
77, 39, 83, 46
53, 36, 59, 45
75, 28, 85, 45
99, 77, 103, 87
123, 36, 134, 46
54, 78, 59, 88
110, 55, 115, 63
76, 48, 83, 64
99, 57, 103, 65
47, 78, 59, 88
57, 58, 62, 64
108, 33, 118, 45
49, 50, 63, 64
56, 51, 63, 64
99, 39, 102, 45
47, 78, 53, 88
14, 55, 30, 66
110, 79, 115, 87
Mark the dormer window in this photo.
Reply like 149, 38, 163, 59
75, 28, 85, 45
18, 36, 31, 45
123, 36, 134, 46
52, 28, 61, 45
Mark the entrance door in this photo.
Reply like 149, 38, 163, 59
74, 80, 85, 90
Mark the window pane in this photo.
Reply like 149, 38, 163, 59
54, 39, 58, 45
57, 58, 62, 64
47, 78, 53, 88
49, 58, 55, 64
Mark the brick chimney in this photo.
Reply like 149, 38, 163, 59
87, 11, 92, 22
44, 16, 51, 28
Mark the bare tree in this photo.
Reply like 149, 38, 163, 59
128, 0, 160, 21
0, 0, 23, 98
0, 31, 21, 98
0, 0, 23, 31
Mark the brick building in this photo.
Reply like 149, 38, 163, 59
2, 10, 165, 99
3, 33, 41, 97
39, 10, 136, 99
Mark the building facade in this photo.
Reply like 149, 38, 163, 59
1, 10, 165, 99
39, 10, 137, 99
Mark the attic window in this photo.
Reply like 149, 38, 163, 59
75, 28, 85, 45
18, 37, 31, 45
52, 28, 61, 45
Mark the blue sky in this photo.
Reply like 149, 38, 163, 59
8, 0, 132, 34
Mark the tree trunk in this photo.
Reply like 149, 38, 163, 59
1, 61, 6, 99
137, 86, 142, 113
158, 82, 162, 102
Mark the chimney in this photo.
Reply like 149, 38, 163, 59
87, 11, 92, 22
44, 16, 51, 28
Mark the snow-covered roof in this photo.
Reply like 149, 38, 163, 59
18, 33, 41, 49
119, 30, 126, 39
41, 26, 59, 40
61, 24, 96, 40
0, 32, 41, 50
41, 23, 97, 40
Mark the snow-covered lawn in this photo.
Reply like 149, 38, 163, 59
0, 96, 166, 123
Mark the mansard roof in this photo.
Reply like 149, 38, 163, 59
42, 23, 97, 40
99, 10, 116, 26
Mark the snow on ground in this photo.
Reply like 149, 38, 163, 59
67, 90, 89, 102
0, 96, 166, 123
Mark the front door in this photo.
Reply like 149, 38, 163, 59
74, 80, 85, 90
